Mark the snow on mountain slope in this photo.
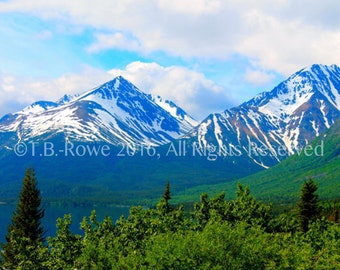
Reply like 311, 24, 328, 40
0, 76, 197, 147
187, 64, 340, 168
150, 95, 198, 130
1, 64, 339, 168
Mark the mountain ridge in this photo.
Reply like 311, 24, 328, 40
0, 76, 197, 148
184, 64, 340, 168
0, 64, 339, 204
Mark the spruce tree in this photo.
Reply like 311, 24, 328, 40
1, 167, 45, 267
297, 178, 321, 232
163, 180, 171, 205
158, 181, 172, 214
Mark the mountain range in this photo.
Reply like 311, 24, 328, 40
185, 64, 340, 168
0, 76, 197, 149
0, 64, 339, 203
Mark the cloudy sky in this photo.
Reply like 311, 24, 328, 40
0, 0, 339, 120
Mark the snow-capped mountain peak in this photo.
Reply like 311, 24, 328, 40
0, 76, 197, 146
188, 64, 340, 167
1, 65, 339, 169
57, 94, 76, 105
21, 101, 59, 115
248, 64, 340, 122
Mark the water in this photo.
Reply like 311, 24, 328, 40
0, 203, 130, 242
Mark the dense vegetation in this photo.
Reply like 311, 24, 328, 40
1, 169, 340, 269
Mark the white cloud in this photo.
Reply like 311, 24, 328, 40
157, 0, 221, 15
0, 62, 233, 119
87, 32, 142, 53
1, 0, 340, 119
244, 68, 275, 86
109, 61, 233, 119
0, 66, 112, 117
1, 0, 340, 75
236, 9, 340, 75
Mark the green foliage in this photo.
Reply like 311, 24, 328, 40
321, 199, 340, 223
163, 180, 171, 212
46, 214, 82, 269
163, 180, 171, 202
1, 179, 340, 269
229, 183, 272, 228
0, 235, 49, 270
193, 184, 272, 230
125, 221, 340, 269
297, 178, 321, 232
269, 211, 299, 233
1, 168, 46, 268
193, 193, 215, 229
75, 211, 117, 269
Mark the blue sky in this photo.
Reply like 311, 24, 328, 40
0, 0, 339, 120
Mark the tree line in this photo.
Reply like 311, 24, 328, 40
1, 168, 339, 269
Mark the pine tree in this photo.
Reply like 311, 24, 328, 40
1, 167, 45, 267
163, 180, 171, 205
297, 178, 321, 232
157, 181, 172, 215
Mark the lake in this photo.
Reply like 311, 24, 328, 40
0, 202, 130, 242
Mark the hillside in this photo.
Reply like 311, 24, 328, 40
173, 118, 340, 204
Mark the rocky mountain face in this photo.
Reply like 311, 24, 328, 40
185, 64, 340, 168
0, 76, 197, 149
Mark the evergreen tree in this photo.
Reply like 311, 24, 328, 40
163, 180, 171, 203
162, 180, 171, 213
297, 178, 321, 232
193, 193, 211, 229
1, 167, 45, 267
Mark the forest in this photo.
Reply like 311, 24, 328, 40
1, 168, 339, 269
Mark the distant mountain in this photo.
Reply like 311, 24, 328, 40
0, 75, 257, 204
0, 64, 339, 205
185, 64, 340, 168
173, 118, 340, 203
0, 76, 197, 148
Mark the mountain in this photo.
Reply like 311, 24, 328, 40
185, 64, 340, 168
173, 118, 340, 203
0, 77, 260, 204
0, 76, 197, 148
0, 64, 339, 205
